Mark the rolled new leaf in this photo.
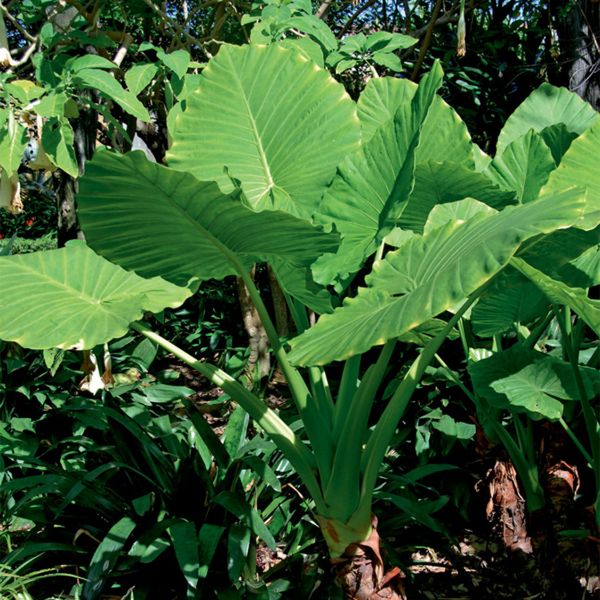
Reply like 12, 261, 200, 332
0, 241, 191, 350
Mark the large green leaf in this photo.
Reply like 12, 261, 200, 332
356, 77, 474, 166
517, 227, 600, 276
166, 43, 360, 218
0, 241, 190, 350
271, 259, 334, 315
540, 123, 578, 164
472, 226, 600, 336
313, 63, 443, 285
77, 151, 338, 286
471, 268, 548, 337
496, 83, 599, 155
541, 119, 600, 226
512, 257, 600, 336
288, 188, 586, 365
399, 161, 515, 233
485, 130, 555, 203
470, 345, 600, 420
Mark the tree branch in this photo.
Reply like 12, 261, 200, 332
0, 1, 36, 42
140, 0, 205, 48
340, 0, 379, 35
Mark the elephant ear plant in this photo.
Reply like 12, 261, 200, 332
1, 44, 598, 599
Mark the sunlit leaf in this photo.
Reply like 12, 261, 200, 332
0, 241, 191, 350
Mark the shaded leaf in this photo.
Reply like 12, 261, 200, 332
42, 117, 78, 177
512, 257, 600, 335
83, 517, 136, 599
485, 130, 555, 203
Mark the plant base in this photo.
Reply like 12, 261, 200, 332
331, 516, 407, 600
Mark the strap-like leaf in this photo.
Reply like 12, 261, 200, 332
77, 151, 339, 286
167, 43, 360, 218
0, 241, 191, 350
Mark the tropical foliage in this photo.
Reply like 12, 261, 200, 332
0, 1, 598, 598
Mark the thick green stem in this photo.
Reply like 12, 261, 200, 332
523, 311, 553, 350
236, 265, 334, 485
131, 321, 326, 512
357, 296, 478, 524
559, 417, 593, 466
452, 321, 545, 512
323, 341, 396, 521
553, 306, 599, 523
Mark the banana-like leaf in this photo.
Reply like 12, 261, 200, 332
166, 43, 360, 219
485, 130, 555, 203
288, 188, 586, 366
77, 151, 339, 287
541, 119, 600, 227
496, 83, 599, 155
512, 257, 600, 336
356, 77, 474, 166
0, 241, 191, 350
399, 162, 515, 233
313, 63, 443, 285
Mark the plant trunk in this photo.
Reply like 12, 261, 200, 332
326, 516, 407, 599
237, 266, 270, 383
485, 459, 533, 553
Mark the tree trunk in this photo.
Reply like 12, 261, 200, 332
55, 111, 96, 245
551, 0, 600, 109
